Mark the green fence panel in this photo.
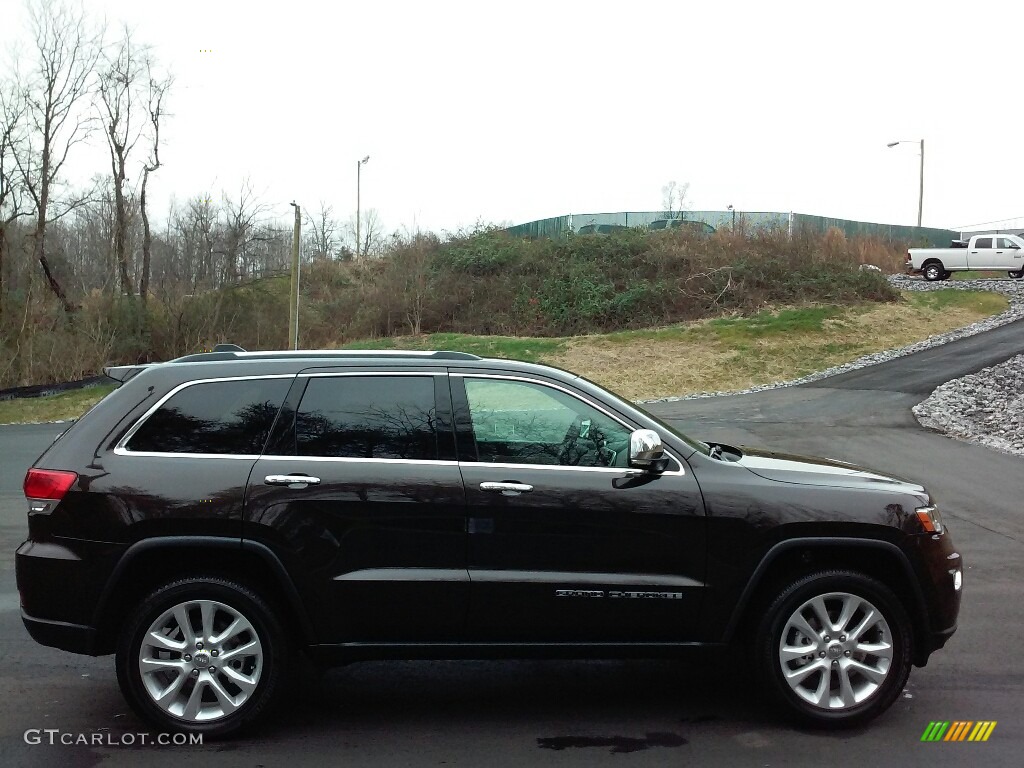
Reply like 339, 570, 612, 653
503, 211, 959, 247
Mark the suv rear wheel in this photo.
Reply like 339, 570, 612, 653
756, 570, 912, 727
115, 576, 286, 737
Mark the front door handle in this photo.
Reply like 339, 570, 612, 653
480, 481, 533, 494
265, 474, 321, 487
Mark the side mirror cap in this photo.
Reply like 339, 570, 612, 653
629, 429, 666, 470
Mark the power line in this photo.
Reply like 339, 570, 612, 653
953, 215, 1024, 229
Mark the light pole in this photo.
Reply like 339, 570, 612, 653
288, 201, 301, 350
727, 204, 736, 229
356, 155, 369, 257
886, 139, 924, 227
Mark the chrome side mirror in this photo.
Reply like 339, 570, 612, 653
629, 429, 665, 469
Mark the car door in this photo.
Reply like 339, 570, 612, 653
968, 236, 994, 269
109, 374, 294, 540
995, 237, 1023, 269
452, 372, 707, 644
244, 369, 469, 643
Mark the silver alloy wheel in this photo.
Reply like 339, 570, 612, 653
778, 591, 893, 710
138, 599, 264, 723
924, 263, 942, 281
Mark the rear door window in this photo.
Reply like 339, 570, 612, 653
974, 237, 993, 248
125, 377, 292, 455
294, 375, 439, 460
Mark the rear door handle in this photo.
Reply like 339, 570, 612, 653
265, 474, 321, 487
480, 481, 533, 494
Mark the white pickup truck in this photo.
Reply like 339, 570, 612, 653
907, 234, 1024, 281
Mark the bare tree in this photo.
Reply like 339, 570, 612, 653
219, 181, 270, 282
138, 55, 170, 305
306, 201, 338, 260
16, 0, 101, 312
392, 231, 437, 335
97, 26, 144, 297
0, 81, 29, 318
179, 193, 217, 290
661, 180, 690, 220
347, 207, 385, 257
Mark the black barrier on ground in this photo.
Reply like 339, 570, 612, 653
0, 375, 107, 402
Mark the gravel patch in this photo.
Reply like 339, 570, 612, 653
913, 353, 1024, 456
639, 275, 1024, 457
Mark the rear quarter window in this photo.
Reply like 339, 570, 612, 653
125, 377, 292, 455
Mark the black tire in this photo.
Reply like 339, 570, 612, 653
1008, 269, 1024, 279
922, 262, 944, 282
756, 570, 912, 728
116, 576, 287, 738
941, 271, 952, 280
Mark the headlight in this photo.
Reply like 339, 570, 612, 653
915, 505, 944, 534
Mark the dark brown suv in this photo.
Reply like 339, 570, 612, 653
16, 349, 962, 736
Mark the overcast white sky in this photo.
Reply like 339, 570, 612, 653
3, 0, 1023, 236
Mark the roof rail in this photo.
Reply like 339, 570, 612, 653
166, 349, 483, 364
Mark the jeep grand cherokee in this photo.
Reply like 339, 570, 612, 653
15, 349, 962, 736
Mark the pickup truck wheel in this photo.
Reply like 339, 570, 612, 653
1008, 269, 1024, 279
757, 570, 912, 727
941, 271, 952, 280
923, 263, 944, 281
115, 576, 286, 738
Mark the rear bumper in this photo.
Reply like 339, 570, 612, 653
15, 539, 120, 654
21, 612, 101, 655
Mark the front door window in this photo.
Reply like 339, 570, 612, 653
463, 378, 632, 468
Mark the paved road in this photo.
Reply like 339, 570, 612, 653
1, 325, 1022, 767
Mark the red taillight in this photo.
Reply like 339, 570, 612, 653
24, 469, 78, 500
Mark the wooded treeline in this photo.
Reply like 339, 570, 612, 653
1, 0, 388, 387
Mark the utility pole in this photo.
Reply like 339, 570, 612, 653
886, 139, 925, 227
288, 202, 301, 349
356, 155, 369, 258
918, 139, 925, 228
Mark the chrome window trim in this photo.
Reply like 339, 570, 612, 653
256, 455, 460, 466
453, 373, 685, 476
298, 371, 445, 378
115, 374, 296, 457
113, 449, 261, 459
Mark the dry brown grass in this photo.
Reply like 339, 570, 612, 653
551, 293, 1007, 400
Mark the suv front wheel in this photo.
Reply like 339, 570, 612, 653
115, 576, 286, 737
756, 570, 913, 727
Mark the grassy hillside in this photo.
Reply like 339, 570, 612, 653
1, 226, 910, 389
0, 288, 1005, 424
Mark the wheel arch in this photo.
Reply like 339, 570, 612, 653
92, 536, 315, 654
723, 538, 931, 665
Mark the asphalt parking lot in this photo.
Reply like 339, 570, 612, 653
1, 323, 1022, 767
